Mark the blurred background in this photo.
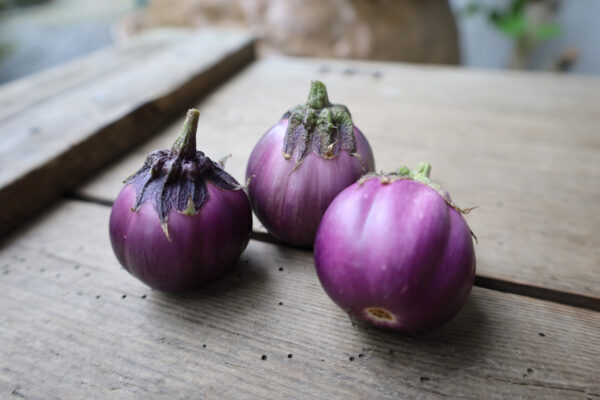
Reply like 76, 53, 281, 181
0, 0, 598, 84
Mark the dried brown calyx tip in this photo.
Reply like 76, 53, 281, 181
282, 80, 363, 172
125, 109, 241, 238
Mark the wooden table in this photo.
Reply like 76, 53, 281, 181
1, 29, 599, 399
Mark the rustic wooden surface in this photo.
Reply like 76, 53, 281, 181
0, 28, 255, 237
77, 57, 600, 309
1, 200, 599, 400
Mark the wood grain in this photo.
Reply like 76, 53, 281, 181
77, 57, 600, 307
0, 30, 195, 121
0, 200, 599, 399
0, 29, 255, 238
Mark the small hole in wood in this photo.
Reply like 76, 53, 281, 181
278, 267, 283, 271
278, 302, 283, 306
349, 357, 355, 362
141, 294, 147, 299
420, 377, 431, 382
358, 354, 365, 358
95, 295, 100, 299
122, 295, 127, 299
202, 344, 206, 348
539, 332, 545, 337
527, 368, 533, 373
288, 354, 293, 359
261, 355, 267, 361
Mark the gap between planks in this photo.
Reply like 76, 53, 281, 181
64, 194, 600, 313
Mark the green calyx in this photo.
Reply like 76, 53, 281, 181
282, 80, 362, 171
359, 162, 476, 215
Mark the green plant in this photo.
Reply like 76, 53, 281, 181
462, 0, 562, 68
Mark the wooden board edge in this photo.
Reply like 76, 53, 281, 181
0, 36, 256, 238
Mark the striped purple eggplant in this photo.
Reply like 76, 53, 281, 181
246, 81, 375, 247
109, 109, 252, 292
314, 163, 476, 332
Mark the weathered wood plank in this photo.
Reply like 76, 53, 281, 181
0, 29, 255, 237
0, 30, 194, 121
77, 57, 600, 307
0, 200, 599, 399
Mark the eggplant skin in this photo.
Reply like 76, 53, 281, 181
246, 119, 375, 247
314, 178, 476, 332
109, 183, 252, 293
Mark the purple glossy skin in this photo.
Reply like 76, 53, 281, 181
314, 178, 476, 332
109, 183, 252, 292
246, 119, 375, 247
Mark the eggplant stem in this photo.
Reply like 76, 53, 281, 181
172, 109, 200, 158
307, 80, 332, 109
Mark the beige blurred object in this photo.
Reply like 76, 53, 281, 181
117, 0, 459, 64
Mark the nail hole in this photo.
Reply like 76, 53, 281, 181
420, 377, 431, 382
122, 295, 127, 299
278, 302, 283, 306
539, 332, 545, 337
349, 356, 355, 361
202, 344, 206, 348
141, 294, 147, 299
287, 354, 293, 359
527, 368, 533, 373
278, 267, 283, 271
358, 353, 365, 358
95, 295, 100, 299
261, 355, 267, 361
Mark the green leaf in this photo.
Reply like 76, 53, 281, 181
534, 23, 561, 40
495, 15, 526, 37
510, 0, 526, 17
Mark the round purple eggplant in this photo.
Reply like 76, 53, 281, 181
246, 80, 375, 246
314, 163, 476, 332
109, 109, 252, 292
